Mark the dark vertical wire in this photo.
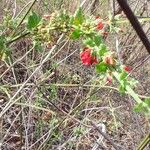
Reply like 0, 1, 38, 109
116, 0, 150, 54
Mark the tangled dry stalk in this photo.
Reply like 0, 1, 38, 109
0, 0, 150, 149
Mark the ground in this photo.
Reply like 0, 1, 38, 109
0, 0, 150, 150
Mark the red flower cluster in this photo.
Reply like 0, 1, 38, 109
95, 16, 100, 19
95, 16, 104, 30
97, 21, 104, 30
123, 66, 131, 72
80, 48, 98, 65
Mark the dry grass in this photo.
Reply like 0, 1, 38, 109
0, 0, 150, 149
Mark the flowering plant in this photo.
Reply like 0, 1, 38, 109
80, 47, 98, 65
0, 8, 149, 115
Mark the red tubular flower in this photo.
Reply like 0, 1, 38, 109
123, 66, 131, 72
80, 48, 92, 65
95, 16, 100, 19
97, 21, 104, 30
95, 16, 104, 30
80, 48, 98, 65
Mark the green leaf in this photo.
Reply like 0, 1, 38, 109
119, 84, 126, 94
134, 103, 144, 113
27, 12, 41, 30
0, 36, 9, 60
145, 98, 150, 107
120, 71, 128, 81
33, 41, 43, 53
98, 44, 107, 56
133, 102, 150, 115
94, 35, 102, 46
83, 38, 95, 47
114, 14, 122, 21
74, 8, 84, 25
96, 62, 108, 73
118, 72, 128, 94
69, 16, 74, 25
0, 35, 6, 49
70, 29, 81, 39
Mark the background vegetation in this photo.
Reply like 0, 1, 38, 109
0, 0, 150, 149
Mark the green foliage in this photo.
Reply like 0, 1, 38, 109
0, 35, 9, 61
134, 103, 143, 112
73, 126, 86, 137
70, 29, 82, 39
47, 85, 58, 99
134, 98, 150, 115
113, 70, 136, 95
94, 35, 102, 46
145, 98, 150, 107
96, 62, 108, 73
51, 129, 62, 140
83, 38, 95, 47
134, 101, 150, 116
120, 71, 128, 80
98, 43, 107, 56
119, 84, 127, 94
116, 71, 128, 94
73, 8, 85, 25
0, 35, 6, 49
0, 6, 149, 117
83, 35, 102, 48
33, 41, 43, 52
27, 11, 41, 30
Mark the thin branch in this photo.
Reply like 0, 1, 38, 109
90, 121, 122, 150
116, 0, 150, 54
136, 134, 150, 150
16, 0, 37, 29
0, 34, 65, 118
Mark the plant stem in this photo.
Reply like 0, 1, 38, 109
116, 17, 150, 24
17, 0, 37, 28
12, 0, 37, 37
104, 17, 150, 25
113, 72, 149, 107
136, 134, 150, 150
7, 32, 30, 45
